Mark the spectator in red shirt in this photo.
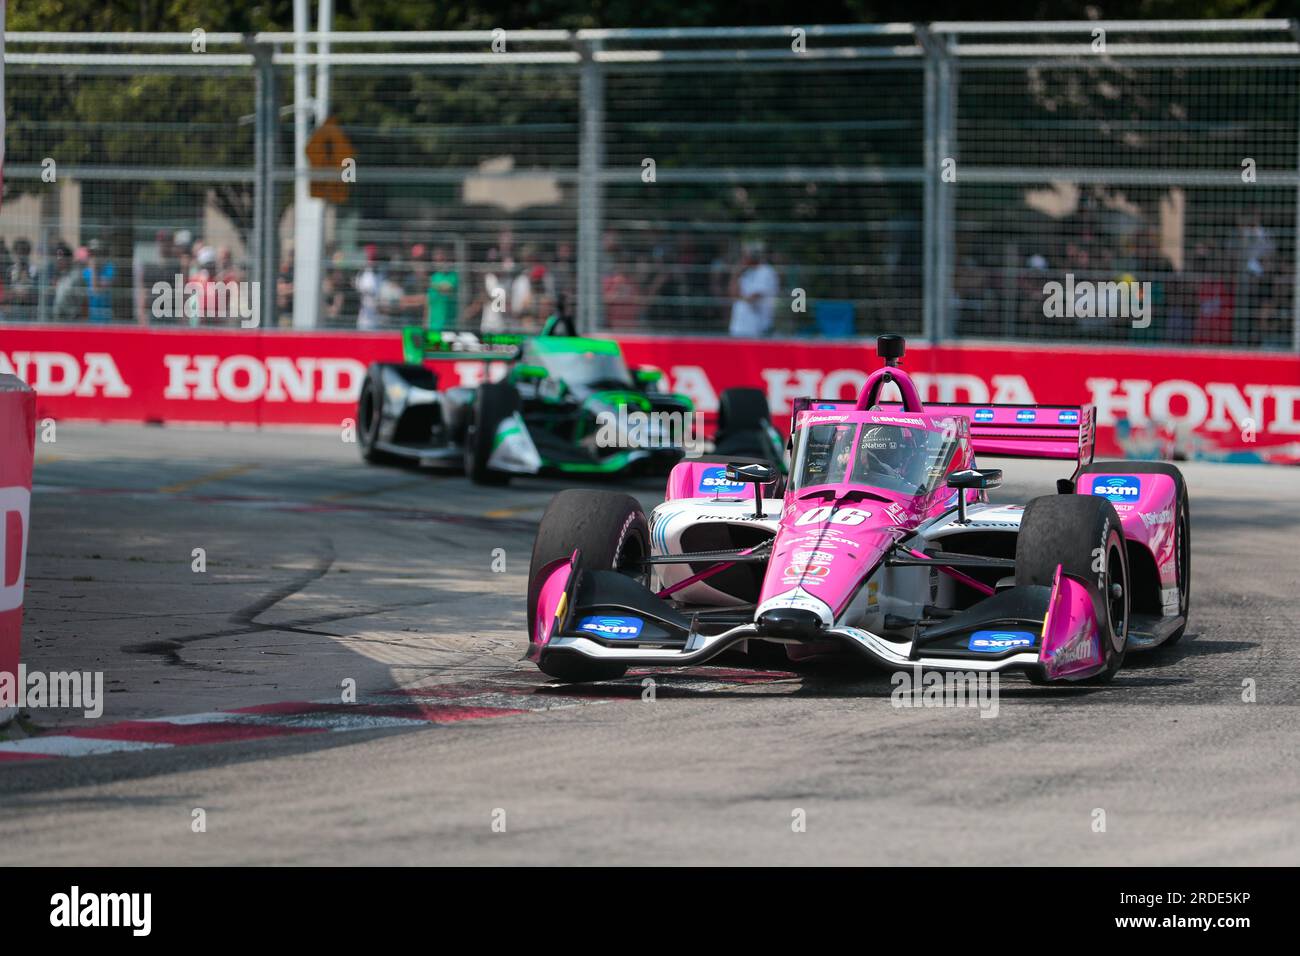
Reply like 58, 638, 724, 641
602, 256, 641, 330
1192, 243, 1234, 345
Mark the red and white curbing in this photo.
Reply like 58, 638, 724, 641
0, 667, 798, 763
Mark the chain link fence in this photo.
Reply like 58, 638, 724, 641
2, 21, 1298, 350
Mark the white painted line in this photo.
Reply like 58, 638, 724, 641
140, 711, 255, 725
0, 736, 172, 757
265, 713, 433, 731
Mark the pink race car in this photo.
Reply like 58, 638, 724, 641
526, 335, 1191, 685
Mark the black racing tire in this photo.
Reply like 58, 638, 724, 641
527, 490, 650, 682
464, 381, 520, 486
1016, 494, 1130, 685
1079, 460, 1190, 645
717, 387, 771, 434
715, 388, 785, 471
358, 363, 434, 466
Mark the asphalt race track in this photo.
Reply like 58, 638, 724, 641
1, 423, 1297, 864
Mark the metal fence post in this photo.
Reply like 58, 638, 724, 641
250, 40, 278, 331
935, 33, 958, 345
577, 37, 604, 334
1294, 20, 1300, 353
919, 27, 938, 344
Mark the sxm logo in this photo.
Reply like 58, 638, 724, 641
698, 466, 748, 495
577, 615, 645, 639
1091, 476, 1141, 503
967, 630, 1036, 652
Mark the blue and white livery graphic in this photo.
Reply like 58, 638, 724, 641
578, 615, 645, 639
698, 466, 748, 494
968, 630, 1036, 652
1091, 475, 1141, 503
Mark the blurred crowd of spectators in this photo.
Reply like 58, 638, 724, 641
955, 213, 1294, 349
0, 236, 121, 324
0, 217, 1293, 349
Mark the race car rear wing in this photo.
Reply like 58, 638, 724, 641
917, 402, 1095, 470
401, 315, 585, 365
790, 397, 1096, 471
402, 327, 524, 364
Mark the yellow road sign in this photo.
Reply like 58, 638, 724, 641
306, 117, 353, 204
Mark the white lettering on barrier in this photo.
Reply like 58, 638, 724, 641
0, 352, 131, 398
749, 368, 1037, 413
4, 340, 1297, 438
1087, 377, 1300, 434
162, 354, 365, 403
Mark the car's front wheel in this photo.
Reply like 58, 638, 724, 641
1016, 494, 1130, 685
527, 490, 650, 682
464, 382, 519, 485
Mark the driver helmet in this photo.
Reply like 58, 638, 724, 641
858, 425, 924, 480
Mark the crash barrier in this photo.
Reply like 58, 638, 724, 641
0, 374, 36, 726
1, 324, 1297, 464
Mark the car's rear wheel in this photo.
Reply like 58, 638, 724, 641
715, 387, 783, 466
1080, 460, 1190, 644
527, 490, 650, 682
1017, 494, 1130, 685
464, 381, 519, 485
358, 364, 433, 466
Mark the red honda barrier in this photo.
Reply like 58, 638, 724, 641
1, 323, 1297, 464
0, 374, 35, 726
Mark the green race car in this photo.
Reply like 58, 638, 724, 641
356, 316, 781, 485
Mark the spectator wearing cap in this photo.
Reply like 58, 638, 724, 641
355, 243, 383, 331
83, 239, 117, 324
52, 243, 86, 323
189, 246, 220, 325
729, 241, 779, 337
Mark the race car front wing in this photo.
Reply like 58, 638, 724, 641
529, 551, 1111, 681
